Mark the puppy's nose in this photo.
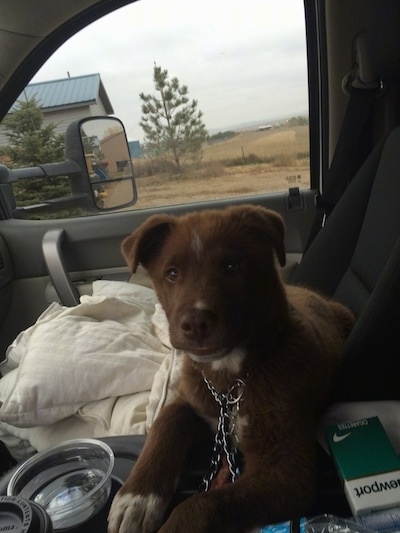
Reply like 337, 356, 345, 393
180, 308, 217, 344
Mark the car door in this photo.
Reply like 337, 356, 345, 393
0, 0, 320, 359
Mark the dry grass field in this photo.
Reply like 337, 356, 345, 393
133, 125, 310, 209
203, 125, 309, 162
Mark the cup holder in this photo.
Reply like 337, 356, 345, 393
68, 476, 122, 533
0, 436, 142, 533
0, 434, 209, 532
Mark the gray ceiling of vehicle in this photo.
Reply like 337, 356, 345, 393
0, 0, 134, 120
0, 0, 99, 91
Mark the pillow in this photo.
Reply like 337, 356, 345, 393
0, 281, 171, 428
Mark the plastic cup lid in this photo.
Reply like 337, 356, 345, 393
0, 495, 53, 532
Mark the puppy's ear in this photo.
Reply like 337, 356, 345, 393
121, 214, 177, 273
231, 204, 286, 267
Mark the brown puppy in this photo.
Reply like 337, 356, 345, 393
108, 204, 355, 533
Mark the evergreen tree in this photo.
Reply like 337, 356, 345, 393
139, 65, 207, 171
0, 98, 68, 207
2, 97, 65, 166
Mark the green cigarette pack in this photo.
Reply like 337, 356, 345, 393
325, 417, 400, 516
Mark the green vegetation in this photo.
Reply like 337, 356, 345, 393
0, 98, 69, 208
139, 65, 208, 172
0, 98, 65, 167
207, 131, 238, 143
287, 115, 308, 126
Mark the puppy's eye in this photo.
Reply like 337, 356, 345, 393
166, 267, 179, 282
225, 257, 241, 274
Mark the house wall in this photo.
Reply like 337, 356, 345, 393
0, 101, 108, 148
39, 106, 93, 136
89, 101, 108, 117
100, 131, 129, 176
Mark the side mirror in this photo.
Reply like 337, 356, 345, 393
0, 116, 137, 218
71, 117, 137, 210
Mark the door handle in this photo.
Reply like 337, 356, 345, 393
42, 229, 80, 306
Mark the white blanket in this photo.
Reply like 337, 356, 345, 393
0, 281, 182, 461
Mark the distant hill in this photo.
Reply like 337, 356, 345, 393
208, 112, 308, 135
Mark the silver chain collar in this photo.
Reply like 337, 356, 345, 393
201, 374, 246, 491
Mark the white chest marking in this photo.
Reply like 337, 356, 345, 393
211, 347, 246, 373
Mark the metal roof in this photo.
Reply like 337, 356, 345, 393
13, 73, 114, 113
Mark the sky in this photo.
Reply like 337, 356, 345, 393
32, 0, 308, 142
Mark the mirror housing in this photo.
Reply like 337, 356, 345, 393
66, 116, 137, 210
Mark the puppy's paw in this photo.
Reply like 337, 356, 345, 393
107, 492, 167, 533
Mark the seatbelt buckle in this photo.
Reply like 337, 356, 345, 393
315, 194, 336, 227
315, 194, 335, 212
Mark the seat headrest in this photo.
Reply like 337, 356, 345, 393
367, 0, 400, 84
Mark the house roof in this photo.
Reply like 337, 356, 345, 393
13, 73, 114, 113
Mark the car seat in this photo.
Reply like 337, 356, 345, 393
290, 0, 400, 402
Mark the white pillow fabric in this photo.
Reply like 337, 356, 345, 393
0, 281, 171, 428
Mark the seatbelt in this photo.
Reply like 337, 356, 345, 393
306, 33, 382, 248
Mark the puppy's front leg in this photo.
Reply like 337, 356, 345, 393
108, 400, 199, 533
